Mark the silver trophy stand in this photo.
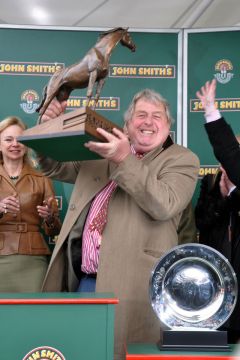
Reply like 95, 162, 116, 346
150, 243, 238, 352
159, 329, 228, 351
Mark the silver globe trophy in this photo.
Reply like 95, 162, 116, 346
149, 243, 238, 351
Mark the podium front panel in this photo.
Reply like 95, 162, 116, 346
0, 292, 118, 360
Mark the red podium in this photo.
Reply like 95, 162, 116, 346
126, 343, 240, 360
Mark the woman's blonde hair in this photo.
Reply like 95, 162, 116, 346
0, 116, 31, 165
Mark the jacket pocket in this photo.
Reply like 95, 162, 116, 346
31, 236, 48, 250
0, 234, 4, 250
29, 235, 51, 255
143, 249, 163, 259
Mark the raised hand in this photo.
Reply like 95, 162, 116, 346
84, 127, 131, 164
196, 79, 217, 115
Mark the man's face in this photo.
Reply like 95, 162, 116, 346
126, 99, 170, 153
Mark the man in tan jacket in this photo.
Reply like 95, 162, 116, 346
38, 89, 199, 360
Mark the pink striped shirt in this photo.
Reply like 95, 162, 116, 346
81, 180, 117, 274
81, 146, 142, 274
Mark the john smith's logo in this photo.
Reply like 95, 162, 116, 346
20, 89, 39, 114
22, 345, 65, 360
214, 59, 234, 84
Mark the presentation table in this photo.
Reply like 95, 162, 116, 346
0, 292, 118, 360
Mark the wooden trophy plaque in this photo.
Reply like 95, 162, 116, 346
18, 107, 122, 161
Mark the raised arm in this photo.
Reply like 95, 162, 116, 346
36, 99, 82, 183
197, 79, 240, 187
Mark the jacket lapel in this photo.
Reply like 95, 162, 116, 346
141, 135, 174, 163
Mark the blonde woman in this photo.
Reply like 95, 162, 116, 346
0, 116, 61, 292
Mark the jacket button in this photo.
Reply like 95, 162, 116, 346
94, 177, 101, 182
70, 204, 75, 210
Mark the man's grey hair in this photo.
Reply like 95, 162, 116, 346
124, 88, 174, 126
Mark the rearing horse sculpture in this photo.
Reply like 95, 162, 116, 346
36, 27, 136, 120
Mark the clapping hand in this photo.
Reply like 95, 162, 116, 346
37, 197, 57, 224
219, 167, 235, 197
0, 194, 19, 216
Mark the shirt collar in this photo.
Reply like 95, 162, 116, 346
130, 135, 173, 158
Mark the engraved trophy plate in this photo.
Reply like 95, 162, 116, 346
150, 243, 237, 332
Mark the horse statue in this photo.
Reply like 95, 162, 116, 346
36, 27, 136, 120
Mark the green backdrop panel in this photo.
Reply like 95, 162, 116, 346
186, 28, 240, 205
0, 26, 180, 229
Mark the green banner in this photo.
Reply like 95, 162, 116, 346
0, 26, 180, 229
185, 28, 240, 204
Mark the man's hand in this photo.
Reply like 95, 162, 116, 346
40, 99, 67, 123
196, 79, 217, 115
85, 127, 131, 164
219, 167, 236, 197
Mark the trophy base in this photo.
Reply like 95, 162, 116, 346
18, 107, 122, 161
158, 330, 230, 352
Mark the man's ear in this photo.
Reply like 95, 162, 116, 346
123, 124, 128, 135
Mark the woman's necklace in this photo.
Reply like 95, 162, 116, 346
9, 175, 19, 180
3, 164, 22, 180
